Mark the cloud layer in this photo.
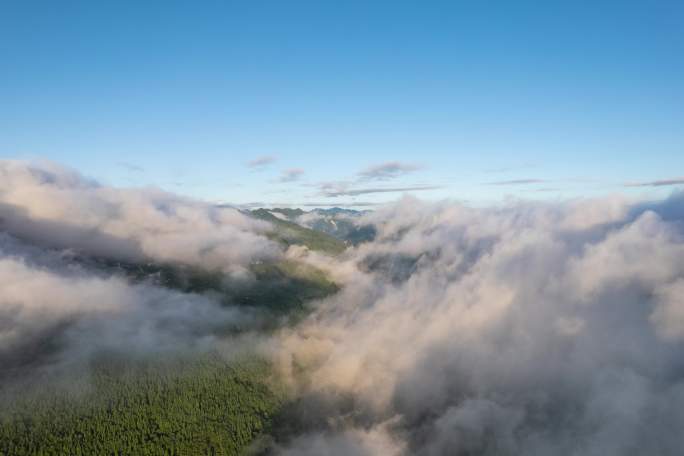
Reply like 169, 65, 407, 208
0, 160, 287, 385
5, 159, 684, 454
0, 160, 280, 275
273, 192, 684, 455
0, 232, 255, 385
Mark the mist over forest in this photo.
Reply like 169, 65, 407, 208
2, 160, 684, 455
3, 0, 683, 452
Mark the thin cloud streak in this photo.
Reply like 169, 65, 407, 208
358, 162, 422, 181
117, 162, 144, 173
625, 177, 684, 187
247, 155, 277, 169
323, 185, 442, 197
485, 178, 546, 185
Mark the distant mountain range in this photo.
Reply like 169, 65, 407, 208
253, 207, 377, 246
248, 208, 348, 255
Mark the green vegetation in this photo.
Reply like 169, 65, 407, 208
249, 209, 347, 255
106, 258, 338, 321
266, 207, 376, 246
240, 260, 338, 319
0, 254, 339, 455
306, 217, 376, 245
0, 355, 285, 456
2, 219, 344, 455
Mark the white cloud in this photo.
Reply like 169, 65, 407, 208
273, 191, 684, 455
0, 160, 281, 275
0, 233, 255, 375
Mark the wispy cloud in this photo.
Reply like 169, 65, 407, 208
358, 161, 422, 181
247, 155, 277, 169
278, 168, 305, 183
532, 187, 561, 192
485, 178, 546, 185
624, 177, 684, 187
117, 162, 144, 173
323, 185, 441, 197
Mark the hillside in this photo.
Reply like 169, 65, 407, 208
0, 226, 341, 456
249, 208, 347, 255
253, 207, 376, 246
104, 258, 339, 323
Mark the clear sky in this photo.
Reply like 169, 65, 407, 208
2, 1, 683, 207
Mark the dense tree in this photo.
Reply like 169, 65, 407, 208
0, 355, 284, 456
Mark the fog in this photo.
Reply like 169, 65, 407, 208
0, 160, 280, 276
273, 193, 684, 455
0, 232, 257, 385
3, 160, 684, 454
0, 160, 276, 386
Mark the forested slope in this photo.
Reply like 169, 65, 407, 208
0, 355, 283, 456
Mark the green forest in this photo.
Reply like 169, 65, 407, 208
0, 355, 284, 456
0, 208, 346, 455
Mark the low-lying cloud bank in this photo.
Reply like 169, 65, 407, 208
0, 160, 280, 276
0, 232, 256, 384
274, 192, 684, 455
4, 159, 684, 454
0, 160, 280, 385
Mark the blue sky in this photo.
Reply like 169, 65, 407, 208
1, 1, 683, 207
